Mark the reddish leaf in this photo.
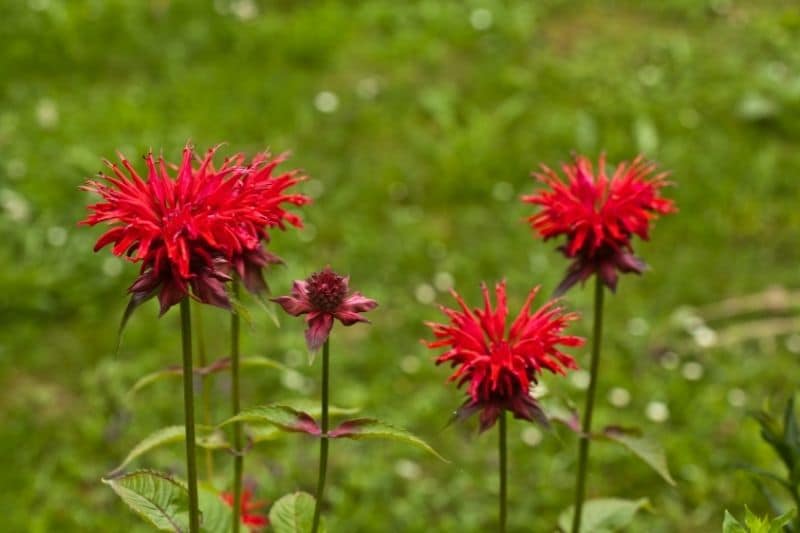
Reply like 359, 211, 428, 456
221, 405, 321, 437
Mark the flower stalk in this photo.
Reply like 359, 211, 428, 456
231, 279, 244, 533
180, 298, 200, 533
498, 410, 507, 533
193, 301, 215, 482
571, 276, 605, 533
311, 339, 331, 533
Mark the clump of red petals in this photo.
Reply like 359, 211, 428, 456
80, 145, 309, 315
221, 489, 269, 531
272, 267, 378, 351
522, 154, 675, 295
426, 281, 583, 432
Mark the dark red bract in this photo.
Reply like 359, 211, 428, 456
522, 154, 675, 295
221, 489, 269, 530
80, 145, 309, 315
272, 267, 378, 351
426, 282, 583, 432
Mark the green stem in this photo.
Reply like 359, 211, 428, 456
193, 301, 215, 483
231, 279, 243, 533
180, 298, 200, 533
571, 277, 605, 533
499, 410, 507, 533
311, 339, 330, 533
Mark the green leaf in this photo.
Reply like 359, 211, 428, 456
220, 404, 321, 436
737, 464, 792, 492
602, 427, 676, 485
723, 510, 746, 533
269, 492, 324, 533
198, 482, 237, 533
723, 506, 796, 533
128, 366, 183, 395
328, 418, 447, 462
248, 424, 281, 443
281, 399, 360, 418
117, 290, 156, 354
558, 498, 650, 532
230, 297, 253, 327
110, 426, 229, 475
102, 470, 190, 531
744, 506, 769, 531
252, 291, 282, 328
769, 508, 797, 531
128, 356, 291, 396
241, 356, 292, 373
103, 471, 241, 533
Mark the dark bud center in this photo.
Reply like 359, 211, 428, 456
306, 269, 347, 312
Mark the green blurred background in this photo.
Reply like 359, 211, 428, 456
2, 0, 800, 531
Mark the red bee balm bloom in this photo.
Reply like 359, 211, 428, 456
80, 145, 309, 315
273, 267, 378, 351
221, 489, 269, 530
522, 154, 675, 295
426, 282, 583, 432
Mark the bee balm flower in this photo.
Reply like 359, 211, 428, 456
426, 282, 583, 432
522, 154, 675, 295
273, 267, 378, 351
81, 145, 308, 315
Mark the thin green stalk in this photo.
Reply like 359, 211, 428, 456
180, 298, 200, 533
231, 279, 243, 533
193, 301, 215, 483
311, 339, 330, 533
571, 277, 605, 533
499, 410, 507, 533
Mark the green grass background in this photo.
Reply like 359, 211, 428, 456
2, 0, 800, 531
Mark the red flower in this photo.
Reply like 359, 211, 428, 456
425, 282, 583, 432
221, 489, 269, 530
522, 154, 675, 295
272, 267, 378, 351
81, 145, 309, 315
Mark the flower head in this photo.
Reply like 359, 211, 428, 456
80, 145, 309, 315
221, 488, 269, 531
522, 154, 675, 295
273, 267, 378, 351
425, 281, 583, 432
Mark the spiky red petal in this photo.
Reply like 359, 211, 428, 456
426, 281, 583, 431
522, 154, 675, 294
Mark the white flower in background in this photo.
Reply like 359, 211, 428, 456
314, 91, 339, 114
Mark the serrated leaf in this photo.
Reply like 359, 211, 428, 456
723, 510, 746, 533
602, 427, 676, 485
558, 498, 650, 532
110, 426, 229, 475
103, 470, 191, 531
220, 405, 320, 436
198, 482, 238, 533
724, 506, 796, 533
269, 492, 324, 533
103, 471, 241, 533
328, 418, 447, 462
744, 505, 768, 530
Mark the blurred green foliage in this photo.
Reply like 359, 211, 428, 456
2, 0, 800, 531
